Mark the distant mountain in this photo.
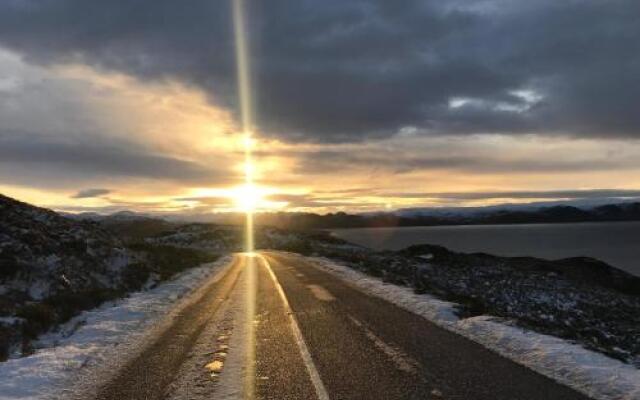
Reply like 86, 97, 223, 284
253, 202, 640, 230
394, 197, 640, 218
62, 198, 640, 230
65, 209, 153, 222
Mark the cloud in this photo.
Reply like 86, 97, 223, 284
173, 196, 233, 207
0, 132, 236, 188
1, 1, 640, 214
72, 188, 111, 198
379, 189, 640, 201
267, 193, 377, 209
0, 1, 638, 142
0, 48, 241, 192
264, 189, 640, 210
292, 148, 639, 175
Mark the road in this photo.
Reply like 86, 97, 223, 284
86, 251, 591, 400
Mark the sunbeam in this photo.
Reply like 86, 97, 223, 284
232, 2, 258, 399
233, 0, 256, 254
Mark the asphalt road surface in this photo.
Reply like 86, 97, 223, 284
87, 252, 592, 400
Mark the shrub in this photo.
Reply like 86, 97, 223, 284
16, 303, 56, 339
45, 289, 123, 322
120, 262, 152, 291
0, 325, 13, 361
0, 252, 21, 280
128, 243, 219, 280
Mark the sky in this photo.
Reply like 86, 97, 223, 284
0, 0, 639, 215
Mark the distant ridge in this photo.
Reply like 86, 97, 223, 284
251, 202, 640, 230
62, 198, 640, 230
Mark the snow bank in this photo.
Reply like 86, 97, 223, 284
0, 256, 232, 400
310, 256, 640, 400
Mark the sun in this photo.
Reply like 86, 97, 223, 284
232, 183, 265, 212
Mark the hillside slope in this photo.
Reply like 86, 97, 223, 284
0, 195, 220, 360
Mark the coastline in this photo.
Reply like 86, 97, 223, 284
330, 220, 640, 277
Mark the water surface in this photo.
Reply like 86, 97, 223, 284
332, 221, 640, 277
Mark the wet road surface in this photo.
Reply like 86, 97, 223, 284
88, 252, 592, 400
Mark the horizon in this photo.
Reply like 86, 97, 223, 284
42, 195, 640, 222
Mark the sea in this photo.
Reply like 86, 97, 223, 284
331, 221, 640, 277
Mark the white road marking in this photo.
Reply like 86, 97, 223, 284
307, 284, 336, 302
348, 315, 420, 374
259, 255, 331, 400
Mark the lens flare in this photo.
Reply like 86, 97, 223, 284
232, 2, 258, 397
233, 0, 255, 254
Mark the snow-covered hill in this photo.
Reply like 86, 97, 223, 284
0, 195, 147, 359
0, 194, 224, 361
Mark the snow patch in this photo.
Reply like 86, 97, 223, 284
0, 317, 22, 326
0, 256, 232, 400
310, 256, 640, 400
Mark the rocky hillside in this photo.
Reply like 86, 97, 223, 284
0, 195, 219, 360
145, 223, 243, 252
0, 195, 137, 297
0, 195, 144, 359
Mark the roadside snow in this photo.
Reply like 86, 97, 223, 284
310, 256, 640, 400
0, 256, 232, 400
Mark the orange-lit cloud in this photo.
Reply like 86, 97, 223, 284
1, 47, 640, 216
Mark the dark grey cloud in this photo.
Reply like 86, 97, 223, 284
55, 199, 174, 214
0, 0, 638, 142
267, 189, 640, 208
227, 189, 640, 211
0, 132, 236, 188
72, 188, 111, 198
293, 148, 640, 175
378, 189, 640, 201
